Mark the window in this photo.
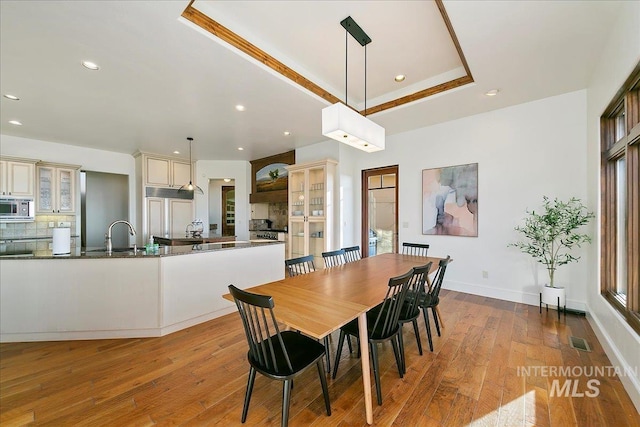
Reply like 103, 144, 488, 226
600, 62, 640, 333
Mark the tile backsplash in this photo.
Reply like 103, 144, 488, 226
0, 215, 77, 253
268, 202, 288, 230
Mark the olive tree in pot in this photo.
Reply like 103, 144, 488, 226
510, 196, 595, 308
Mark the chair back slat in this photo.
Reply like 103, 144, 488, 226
322, 249, 346, 268
404, 262, 432, 315
402, 242, 430, 256
229, 285, 293, 373
429, 256, 451, 298
285, 255, 315, 277
371, 269, 414, 338
342, 246, 362, 263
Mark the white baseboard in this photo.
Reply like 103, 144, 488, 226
442, 280, 587, 312
585, 303, 640, 413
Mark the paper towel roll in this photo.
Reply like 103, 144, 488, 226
52, 228, 71, 255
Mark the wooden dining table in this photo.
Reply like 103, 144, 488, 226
223, 253, 443, 425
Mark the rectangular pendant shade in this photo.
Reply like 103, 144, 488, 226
322, 103, 385, 153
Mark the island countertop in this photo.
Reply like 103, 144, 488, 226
0, 240, 283, 259
152, 233, 236, 246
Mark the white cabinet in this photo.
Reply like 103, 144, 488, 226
142, 154, 191, 188
146, 197, 193, 238
0, 158, 36, 197
36, 163, 79, 214
286, 159, 337, 267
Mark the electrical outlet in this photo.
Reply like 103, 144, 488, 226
482, 270, 489, 279
49, 222, 55, 228
48, 242, 53, 249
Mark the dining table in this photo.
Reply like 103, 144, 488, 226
223, 252, 444, 424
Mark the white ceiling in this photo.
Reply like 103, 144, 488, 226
0, 1, 623, 162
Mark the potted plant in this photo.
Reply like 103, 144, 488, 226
510, 196, 595, 307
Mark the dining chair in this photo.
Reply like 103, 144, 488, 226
419, 256, 451, 352
228, 285, 331, 427
342, 245, 362, 263
401, 242, 430, 256
322, 249, 346, 268
397, 261, 432, 372
284, 254, 335, 372
285, 254, 315, 277
332, 268, 414, 405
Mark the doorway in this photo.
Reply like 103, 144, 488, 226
222, 186, 235, 236
361, 166, 398, 257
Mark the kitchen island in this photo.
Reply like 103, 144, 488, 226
0, 241, 284, 342
153, 233, 236, 246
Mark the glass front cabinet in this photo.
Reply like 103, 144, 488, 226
36, 163, 80, 214
287, 159, 337, 268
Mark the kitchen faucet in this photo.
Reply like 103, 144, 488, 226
105, 220, 136, 254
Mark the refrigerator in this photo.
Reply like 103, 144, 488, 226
80, 171, 129, 248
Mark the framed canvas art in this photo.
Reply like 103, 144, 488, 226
422, 163, 478, 236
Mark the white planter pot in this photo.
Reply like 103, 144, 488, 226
541, 286, 565, 307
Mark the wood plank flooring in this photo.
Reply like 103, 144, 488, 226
1, 290, 639, 426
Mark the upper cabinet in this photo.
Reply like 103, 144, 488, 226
0, 157, 37, 197
36, 163, 80, 214
139, 153, 192, 188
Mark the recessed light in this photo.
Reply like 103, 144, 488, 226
238, 147, 244, 151
173, 151, 180, 154
394, 74, 406, 82
235, 105, 245, 112
284, 131, 291, 136
223, 178, 231, 183
3, 94, 19, 101
82, 61, 100, 70
485, 89, 499, 96
8, 120, 22, 126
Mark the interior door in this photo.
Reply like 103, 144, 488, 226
361, 166, 399, 257
221, 186, 235, 236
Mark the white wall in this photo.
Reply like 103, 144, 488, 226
195, 160, 250, 241
585, 0, 640, 412
208, 179, 223, 232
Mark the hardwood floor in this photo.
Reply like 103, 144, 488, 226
1, 290, 639, 426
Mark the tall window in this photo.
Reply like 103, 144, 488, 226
601, 63, 640, 334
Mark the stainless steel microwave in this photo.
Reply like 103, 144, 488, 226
0, 197, 35, 222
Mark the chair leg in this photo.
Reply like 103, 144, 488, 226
332, 330, 346, 379
323, 336, 331, 373
317, 360, 332, 416
432, 307, 441, 336
412, 318, 423, 355
396, 327, 406, 376
282, 379, 292, 427
347, 335, 353, 353
391, 335, 404, 378
423, 308, 434, 352
370, 342, 383, 405
435, 306, 445, 329
242, 367, 257, 423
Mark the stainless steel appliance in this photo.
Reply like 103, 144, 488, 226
0, 197, 34, 222
250, 230, 280, 241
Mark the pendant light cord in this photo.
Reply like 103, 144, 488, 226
364, 44, 367, 117
345, 29, 348, 106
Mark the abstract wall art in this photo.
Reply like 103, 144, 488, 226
422, 163, 478, 236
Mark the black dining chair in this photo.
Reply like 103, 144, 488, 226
332, 269, 414, 405
322, 249, 346, 268
342, 246, 362, 263
228, 285, 331, 427
397, 261, 432, 372
285, 254, 315, 277
401, 242, 430, 256
284, 254, 335, 372
419, 256, 451, 352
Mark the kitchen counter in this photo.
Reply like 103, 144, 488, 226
1, 241, 285, 342
0, 240, 281, 259
153, 233, 236, 246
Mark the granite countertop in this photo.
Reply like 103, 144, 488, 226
0, 240, 283, 259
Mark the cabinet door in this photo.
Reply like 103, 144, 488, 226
146, 157, 171, 187
289, 219, 306, 259
0, 161, 5, 195
37, 166, 55, 213
7, 162, 35, 197
56, 168, 75, 213
147, 197, 166, 238
172, 161, 191, 188
308, 220, 326, 266
289, 169, 306, 217
169, 199, 193, 236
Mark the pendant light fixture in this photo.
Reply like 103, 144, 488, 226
322, 16, 385, 153
178, 137, 204, 195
